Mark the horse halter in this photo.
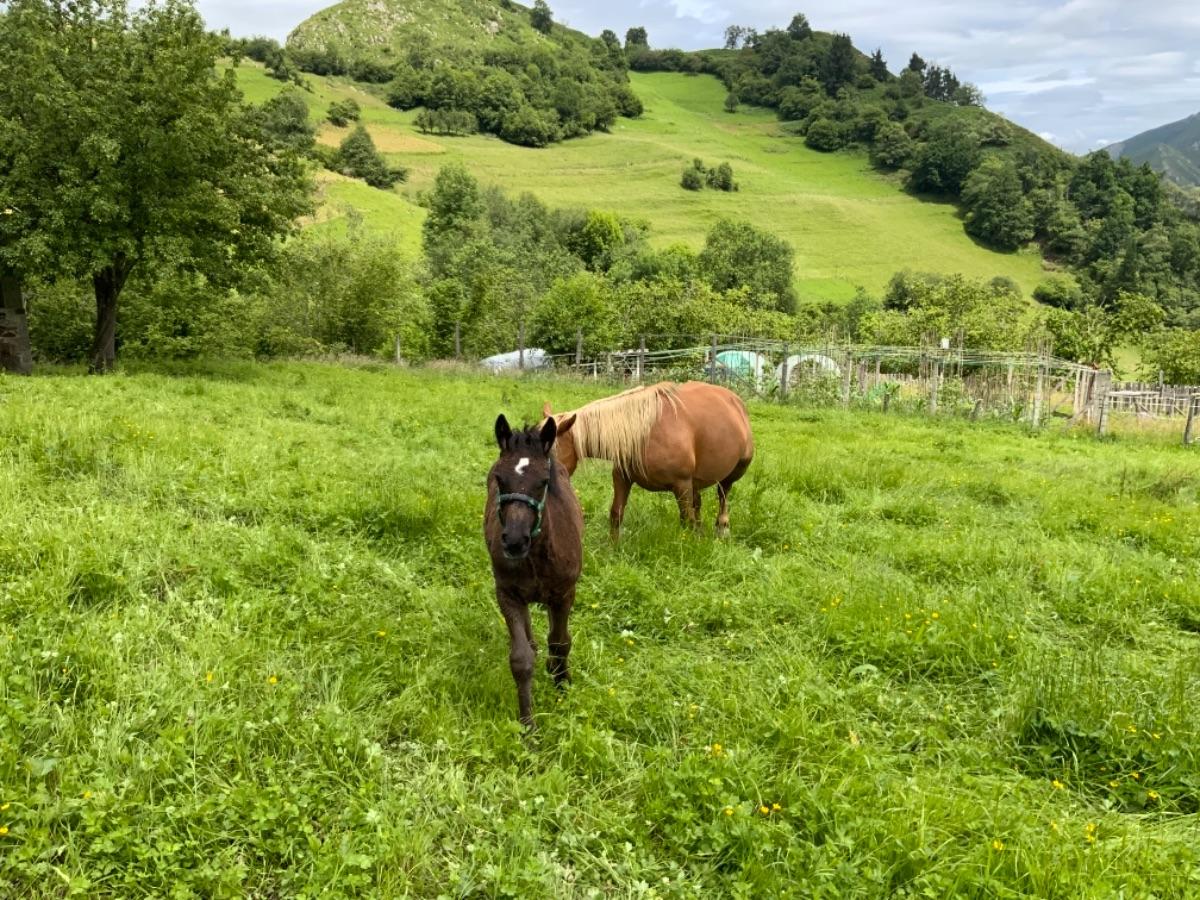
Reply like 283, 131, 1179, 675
497, 471, 552, 539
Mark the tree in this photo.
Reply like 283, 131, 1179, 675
530, 0, 553, 34
909, 123, 981, 194
0, 0, 312, 372
953, 83, 985, 107
255, 89, 317, 155
724, 25, 747, 50
334, 125, 406, 189
804, 118, 843, 152
530, 272, 617, 354
681, 159, 705, 191
821, 34, 857, 95
871, 122, 913, 169
724, 92, 740, 114
1141, 329, 1200, 383
698, 219, 797, 313
787, 14, 812, 40
422, 164, 484, 280
961, 158, 1034, 250
869, 49, 889, 81
625, 27, 648, 49
707, 162, 738, 192
327, 98, 361, 127
907, 52, 926, 74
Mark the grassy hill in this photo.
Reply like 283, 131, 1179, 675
287, 0, 590, 62
1109, 111, 1200, 188
2, 361, 1197, 894
233, 62, 1048, 303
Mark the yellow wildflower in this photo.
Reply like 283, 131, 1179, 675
1131, 771, 1140, 780
723, 806, 734, 816
0, 826, 8, 836
772, 803, 782, 811
376, 630, 386, 638
1049, 820, 1059, 832
1148, 790, 1160, 801
268, 675, 278, 685
931, 612, 940, 620
205, 672, 214, 683
82, 791, 92, 800
1109, 780, 1120, 788
992, 839, 1004, 851
759, 805, 770, 815
1052, 779, 1065, 791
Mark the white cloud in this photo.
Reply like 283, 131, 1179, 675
195, 0, 1200, 153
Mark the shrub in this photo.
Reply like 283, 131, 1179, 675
333, 125, 407, 189
327, 98, 361, 127
804, 118, 843, 152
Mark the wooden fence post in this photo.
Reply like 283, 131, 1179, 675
1031, 356, 1045, 428
454, 322, 461, 359
1095, 371, 1112, 437
575, 329, 583, 369
518, 321, 525, 371
638, 334, 646, 382
970, 399, 984, 422
780, 343, 790, 402
394, 334, 402, 365
708, 334, 718, 383
1185, 396, 1199, 446
841, 351, 853, 407
929, 359, 941, 415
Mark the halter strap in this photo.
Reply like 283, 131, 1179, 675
497, 488, 548, 538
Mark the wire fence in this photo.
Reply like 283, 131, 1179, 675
472, 333, 1200, 446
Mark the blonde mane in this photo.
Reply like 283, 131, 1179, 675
567, 383, 679, 476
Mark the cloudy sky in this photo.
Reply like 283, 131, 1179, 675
196, 0, 1200, 153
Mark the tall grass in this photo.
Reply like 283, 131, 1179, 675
0, 362, 1197, 896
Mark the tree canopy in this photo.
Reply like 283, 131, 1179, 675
0, 0, 312, 371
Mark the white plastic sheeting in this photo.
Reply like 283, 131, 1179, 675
775, 353, 841, 384
480, 348, 549, 372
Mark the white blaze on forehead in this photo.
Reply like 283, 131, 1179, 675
515, 457, 530, 475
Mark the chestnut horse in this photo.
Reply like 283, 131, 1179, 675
484, 414, 582, 729
543, 381, 754, 539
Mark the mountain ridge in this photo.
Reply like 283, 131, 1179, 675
1108, 111, 1200, 188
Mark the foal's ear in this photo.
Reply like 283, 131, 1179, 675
495, 414, 513, 450
542, 401, 554, 417
556, 413, 577, 437
539, 416, 558, 454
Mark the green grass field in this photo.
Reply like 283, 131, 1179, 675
230, 63, 1049, 303
2, 362, 1198, 896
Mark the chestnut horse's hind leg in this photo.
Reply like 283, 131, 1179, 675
691, 480, 703, 522
716, 459, 751, 538
500, 599, 536, 728
609, 468, 633, 542
546, 590, 574, 686
673, 480, 699, 530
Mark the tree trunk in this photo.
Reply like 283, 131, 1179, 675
0, 270, 33, 376
90, 258, 131, 374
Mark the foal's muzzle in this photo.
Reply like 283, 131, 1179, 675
502, 533, 532, 560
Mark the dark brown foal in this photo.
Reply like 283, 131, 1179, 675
484, 414, 582, 729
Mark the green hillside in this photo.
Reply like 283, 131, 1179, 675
287, 0, 588, 62
232, 62, 1048, 302
1109, 112, 1200, 188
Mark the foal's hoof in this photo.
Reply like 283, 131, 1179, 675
715, 524, 730, 540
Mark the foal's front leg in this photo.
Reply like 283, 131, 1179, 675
546, 591, 575, 687
500, 597, 536, 728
